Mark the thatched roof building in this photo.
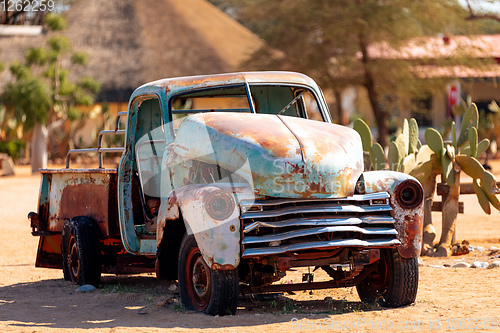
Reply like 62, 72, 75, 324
0, 0, 263, 102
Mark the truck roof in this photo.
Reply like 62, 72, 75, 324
130, 71, 321, 101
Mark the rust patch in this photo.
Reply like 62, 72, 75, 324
200, 112, 300, 159
390, 189, 424, 258
156, 72, 317, 95
364, 172, 424, 258
278, 257, 292, 272
55, 183, 110, 235
35, 235, 62, 269
294, 249, 342, 260
38, 202, 49, 231
211, 263, 236, 270
156, 192, 181, 249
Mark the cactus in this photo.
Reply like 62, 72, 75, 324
353, 118, 372, 152
408, 118, 419, 154
417, 104, 500, 256
473, 179, 491, 215
388, 141, 401, 171
482, 171, 500, 210
477, 139, 490, 158
441, 146, 454, 186
425, 128, 444, 155
421, 123, 499, 212
370, 143, 385, 170
457, 104, 479, 147
469, 126, 477, 158
481, 170, 497, 196
455, 155, 484, 179
401, 119, 410, 154
451, 121, 457, 151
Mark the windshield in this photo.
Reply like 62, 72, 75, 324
170, 84, 324, 131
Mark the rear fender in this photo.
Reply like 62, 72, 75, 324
362, 171, 423, 258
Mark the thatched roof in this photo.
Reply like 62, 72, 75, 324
0, 0, 263, 101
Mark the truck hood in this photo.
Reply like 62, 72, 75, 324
170, 112, 363, 198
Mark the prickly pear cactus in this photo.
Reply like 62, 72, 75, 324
417, 104, 500, 256
421, 104, 498, 215
354, 119, 375, 171
353, 117, 421, 172
353, 118, 372, 152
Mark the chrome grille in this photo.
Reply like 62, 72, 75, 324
240, 192, 400, 258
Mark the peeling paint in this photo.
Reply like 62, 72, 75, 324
171, 112, 363, 199
363, 171, 424, 258
157, 183, 254, 269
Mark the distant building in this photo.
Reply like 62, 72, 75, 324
346, 35, 500, 132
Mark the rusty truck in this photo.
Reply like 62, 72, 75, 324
28, 71, 423, 315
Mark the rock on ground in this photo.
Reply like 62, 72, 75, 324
471, 261, 489, 269
489, 261, 500, 268
451, 262, 471, 268
76, 284, 97, 292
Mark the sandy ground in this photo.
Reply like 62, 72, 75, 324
1, 164, 500, 333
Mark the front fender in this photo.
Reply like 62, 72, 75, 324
157, 183, 254, 270
363, 171, 423, 258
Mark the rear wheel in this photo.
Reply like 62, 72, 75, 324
178, 234, 238, 315
61, 216, 101, 286
356, 249, 418, 307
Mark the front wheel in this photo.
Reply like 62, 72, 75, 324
178, 234, 238, 315
61, 216, 101, 286
356, 249, 418, 307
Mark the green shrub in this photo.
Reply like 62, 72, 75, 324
0, 140, 25, 159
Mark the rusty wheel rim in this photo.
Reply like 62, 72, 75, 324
67, 235, 80, 283
367, 250, 391, 294
185, 247, 211, 311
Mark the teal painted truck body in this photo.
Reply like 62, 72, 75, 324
29, 72, 423, 313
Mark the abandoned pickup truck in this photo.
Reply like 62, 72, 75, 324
28, 71, 423, 315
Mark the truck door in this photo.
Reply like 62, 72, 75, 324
118, 96, 166, 254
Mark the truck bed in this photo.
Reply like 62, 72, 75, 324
37, 168, 119, 236
32, 168, 120, 269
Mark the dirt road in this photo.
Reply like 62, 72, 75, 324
1, 165, 499, 332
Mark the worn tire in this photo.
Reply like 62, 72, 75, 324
61, 216, 101, 287
356, 249, 418, 307
178, 234, 238, 315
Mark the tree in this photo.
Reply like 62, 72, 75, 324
226, 0, 496, 148
2, 13, 100, 173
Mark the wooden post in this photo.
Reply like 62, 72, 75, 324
435, 164, 460, 257
421, 173, 437, 256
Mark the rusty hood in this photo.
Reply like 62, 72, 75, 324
170, 112, 363, 198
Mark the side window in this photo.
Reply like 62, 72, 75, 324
134, 98, 165, 214
135, 98, 164, 144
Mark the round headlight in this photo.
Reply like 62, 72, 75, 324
396, 180, 423, 209
204, 190, 235, 221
